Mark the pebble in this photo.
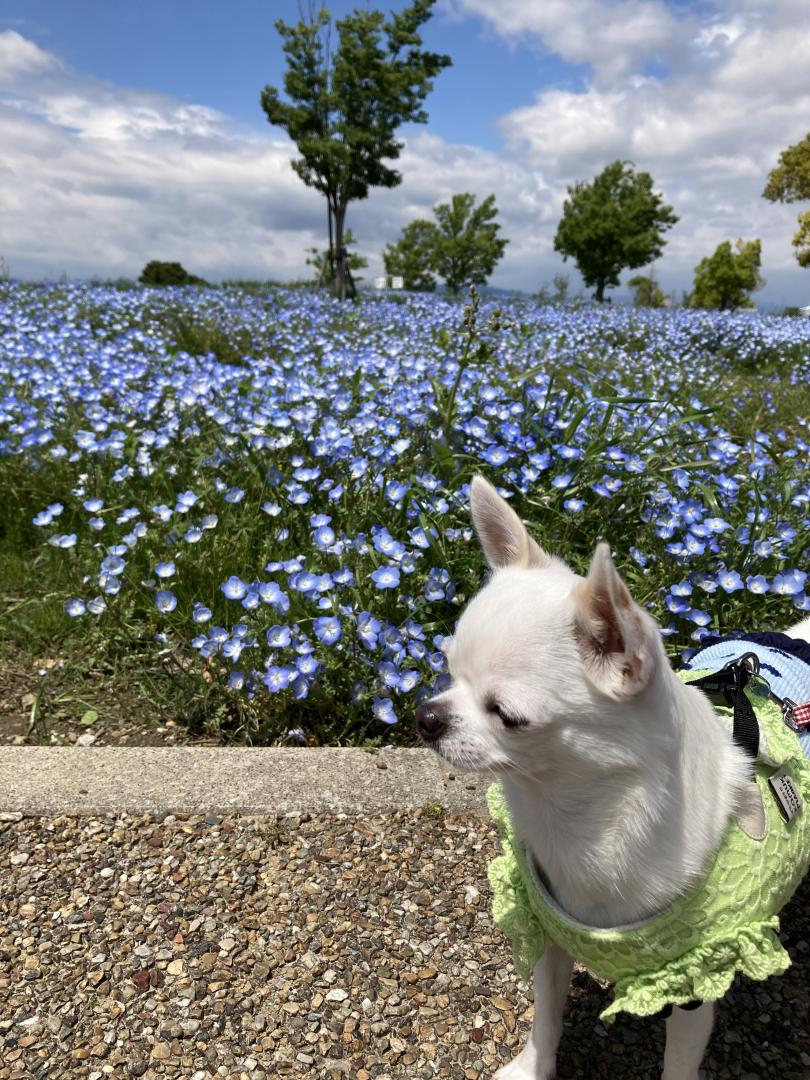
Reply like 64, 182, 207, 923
0, 808, 807, 1079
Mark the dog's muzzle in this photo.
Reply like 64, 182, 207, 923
415, 699, 450, 741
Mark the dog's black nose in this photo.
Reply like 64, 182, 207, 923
416, 700, 448, 739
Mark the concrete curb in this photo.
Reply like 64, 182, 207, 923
0, 747, 490, 816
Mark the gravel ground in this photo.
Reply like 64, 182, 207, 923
1, 808, 809, 1080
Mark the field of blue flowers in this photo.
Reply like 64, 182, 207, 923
2, 281, 810, 745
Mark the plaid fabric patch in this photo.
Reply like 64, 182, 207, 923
790, 701, 810, 731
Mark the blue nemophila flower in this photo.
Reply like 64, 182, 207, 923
371, 566, 400, 590
773, 570, 807, 596
100, 555, 125, 576
551, 473, 573, 489
192, 603, 212, 623
372, 697, 397, 724
222, 638, 243, 661
666, 595, 691, 615
425, 567, 453, 601
310, 513, 332, 527
88, 517, 105, 530
717, 569, 744, 593
155, 590, 177, 613
176, 491, 198, 512
224, 487, 244, 503
201, 514, 218, 530
227, 672, 245, 691
296, 654, 319, 676
262, 501, 282, 516
746, 575, 770, 594
630, 547, 648, 567
83, 497, 104, 512
313, 616, 342, 645
184, 526, 203, 543
592, 476, 622, 497
155, 561, 176, 579
221, 575, 248, 600
263, 665, 294, 692
704, 517, 730, 533
332, 567, 355, 587
563, 498, 585, 512
65, 598, 86, 617
152, 504, 173, 522
53, 534, 77, 548
687, 609, 712, 627
397, 669, 420, 693
313, 526, 336, 549
671, 580, 692, 597
378, 661, 401, 689
266, 625, 292, 648
291, 570, 319, 593
693, 573, 718, 593
386, 480, 410, 503
373, 528, 404, 558
356, 611, 381, 650
87, 596, 106, 615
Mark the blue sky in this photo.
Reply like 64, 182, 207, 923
3, 0, 588, 149
1, 1, 808, 305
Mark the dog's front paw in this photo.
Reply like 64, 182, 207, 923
493, 1048, 555, 1080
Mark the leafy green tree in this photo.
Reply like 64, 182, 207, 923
383, 219, 437, 290
690, 239, 764, 310
554, 161, 678, 302
627, 272, 667, 308
306, 229, 367, 284
261, 2, 450, 300
431, 193, 508, 295
383, 194, 508, 294
139, 261, 208, 287
762, 132, 810, 268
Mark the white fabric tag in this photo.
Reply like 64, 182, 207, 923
767, 768, 803, 822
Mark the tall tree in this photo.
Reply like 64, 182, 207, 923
762, 132, 810, 268
689, 239, 764, 310
383, 219, 437, 290
554, 161, 678, 302
431, 193, 508, 295
261, 2, 450, 300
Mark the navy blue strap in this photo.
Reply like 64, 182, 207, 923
685, 662, 759, 760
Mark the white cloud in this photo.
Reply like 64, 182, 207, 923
442, 0, 688, 81
0, 29, 58, 82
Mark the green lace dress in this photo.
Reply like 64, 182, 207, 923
487, 671, 810, 1021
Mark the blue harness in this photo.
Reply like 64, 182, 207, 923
683, 632, 810, 759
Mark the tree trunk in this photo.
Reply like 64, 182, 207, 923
595, 280, 606, 303
327, 199, 335, 290
334, 202, 347, 301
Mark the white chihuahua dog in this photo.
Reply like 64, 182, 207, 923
416, 475, 810, 1080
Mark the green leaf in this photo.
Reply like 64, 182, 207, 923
80, 709, 99, 726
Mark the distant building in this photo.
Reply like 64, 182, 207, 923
800, 304, 810, 316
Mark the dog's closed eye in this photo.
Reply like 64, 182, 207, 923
486, 699, 530, 729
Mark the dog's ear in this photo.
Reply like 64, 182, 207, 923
572, 543, 655, 699
470, 475, 551, 570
